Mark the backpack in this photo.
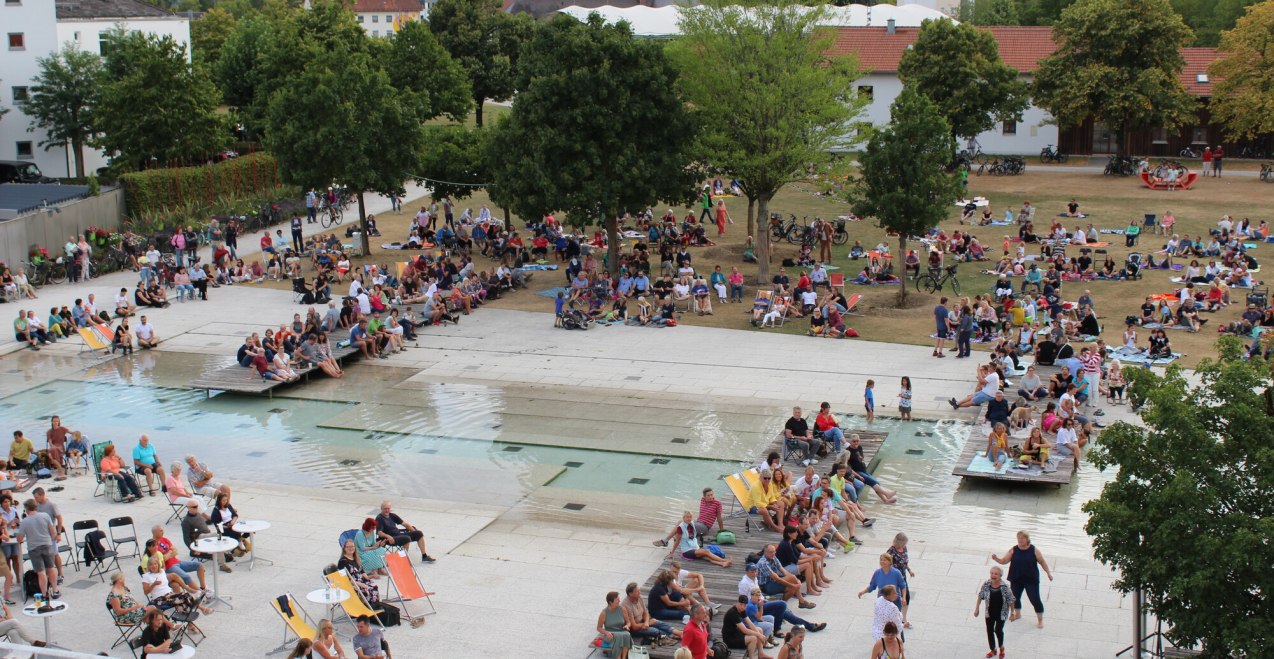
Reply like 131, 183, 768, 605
23, 569, 40, 599
82, 529, 108, 565
712, 641, 731, 659
375, 601, 401, 627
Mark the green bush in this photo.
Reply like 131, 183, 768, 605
120, 152, 281, 218
87, 175, 100, 197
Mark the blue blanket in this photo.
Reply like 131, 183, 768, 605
521, 264, 559, 271
966, 454, 1011, 475
535, 286, 571, 299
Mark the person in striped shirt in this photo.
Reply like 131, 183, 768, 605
653, 488, 725, 547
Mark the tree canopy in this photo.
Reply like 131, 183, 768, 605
428, 0, 533, 127
1208, 1, 1274, 141
1084, 337, 1273, 658
1032, 0, 1196, 155
488, 14, 699, 270
849, 89, 960, 307
190, 7, 238, 69
16, 46, 102, 178
670, 0, 865, 284
898, 18, 1030, 141
417, 126, 488, 202
95, 29, 227, 169
378, 20, 472, 123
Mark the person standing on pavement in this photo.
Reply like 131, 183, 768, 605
991, 530, 1053, 628
306, 189, 318, 223
290, 214, 304, 253
32, 488, 66, 588
974, 566, 1015, 659
16, 499, 59, 601
933, 297, 950, 357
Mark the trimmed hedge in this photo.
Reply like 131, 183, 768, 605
120, 152, 281, 218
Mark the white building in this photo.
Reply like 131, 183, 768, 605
558, 3, 953, 39
0, 0, 191, 178
352, 0, 427, 38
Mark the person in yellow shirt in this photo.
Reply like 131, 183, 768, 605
750, 471, 786, 532
6, 431, 37, 473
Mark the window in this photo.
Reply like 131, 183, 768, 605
857, 85, 874, 100
1151, 127, 1168, 144
16, 141, 33, 159
1191, 127, 1208, 144
7, 33, 24, 50
99, 33, 113, 56
1002, 120, 1017, 136
371, 14, 378, 22
372, 30, 379, 37
385, 14, 392, 22
356, 15, 364, 22
13, 86, 28, 102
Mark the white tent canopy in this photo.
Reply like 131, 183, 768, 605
557, 3, 953, 38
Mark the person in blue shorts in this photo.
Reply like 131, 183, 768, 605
933, 297, 949, 357
864, 379, 875, 424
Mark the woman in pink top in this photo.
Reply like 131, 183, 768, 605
1160, 211, 1175, 236
173, 267, 194, 302
727, 266, 745, 303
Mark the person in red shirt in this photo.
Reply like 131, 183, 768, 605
681, 605, 711, 659
814, 402, 845, 454
260, 233, 276, 256
150, 525, 211, 590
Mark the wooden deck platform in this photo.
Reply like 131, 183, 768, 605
951, 431, 1074, 486
628, 428, 890, 658
187, 345, 360, 396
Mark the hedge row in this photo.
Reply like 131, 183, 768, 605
120, 152, 281, 218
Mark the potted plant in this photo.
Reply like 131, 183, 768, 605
29, 245, 50, 264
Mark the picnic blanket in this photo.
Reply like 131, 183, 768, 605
1171, 276, 1253, 289
535, 286, 571, 299
1057, 213, 1090, 218
848, 279, 901, 286
980, 220, 1014, 227
521, 264, 559, 271
955, 197, 990, 208
1099, 229, 1126, 235
966, 454, 1011, 475
1112, 347, 1181, 365
1138, 322, 1195, 331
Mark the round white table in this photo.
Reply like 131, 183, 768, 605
191, 536, 239, 610
170, 646, 197, 658
306, 587, 350, 622
22, 600, 68, 643
232, 520, 273, 570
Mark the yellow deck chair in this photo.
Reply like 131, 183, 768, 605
723, 473, 757, 520
270, 592, 317, 653
324, 568, 384, 629
385, 550, 437, 619
742, 468, 763, 492
78, 327, 111, 355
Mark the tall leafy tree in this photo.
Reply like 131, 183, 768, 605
488, 14, 699, 271
849, 89, 960, 307
265, 43, 425, 256
1208, 1, 1274, 140
963, 0, 1023, 25
190, 7, 238, 69
428, 0, 533, 127
1016, 0, 1077, 25
16, 46, 102, 178
670, 0, 865, 284
1033, 0, 1196, 155
1171, 0, 1263, 47
379, 20, 472, 123
215, 13, 280, 139
417, 126, 488, 202
1084, 337, 1273, 658
898, 19, 1030, 142
95, 29, 227, 169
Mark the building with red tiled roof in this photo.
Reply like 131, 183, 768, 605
830, 25, 1235, 157
351, 0, 427, 38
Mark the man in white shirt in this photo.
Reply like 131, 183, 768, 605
114, 288, 136, 318
478, 205, 492, 222
348, 277, 364, 299
810, 264, 829, 290
950, 365, 1000, 409
738, 563, 761, 597
356, 291, 372, 315
135, 315, 159, 348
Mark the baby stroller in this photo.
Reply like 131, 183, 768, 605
1123, 253, 1144, 280
559, 307, 593, 331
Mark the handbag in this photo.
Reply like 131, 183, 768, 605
629, 645, 650, 659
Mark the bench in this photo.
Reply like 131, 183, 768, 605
188, 345, 360, 397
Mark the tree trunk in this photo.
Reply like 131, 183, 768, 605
502, 205, 512, 232
72, 138, 86, 178
746, 198, 755, 242
897, 234, 908, 308
357, 192, 370, 257
756, 195, 772, 285
474, 96, 485, 128
606, 214, 620, 275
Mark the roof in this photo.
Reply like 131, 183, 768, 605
351, 0, 423, 12
1181, 47, 1220, 95
828, 25, 1055, 73
55, 0, 178, 20
0, 184, 92, 220
557, 3, 952, 38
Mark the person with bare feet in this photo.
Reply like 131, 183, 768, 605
991, 530, 1053, 628
846, 434, 898, 503
668, 512, 732, 568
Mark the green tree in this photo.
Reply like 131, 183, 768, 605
1084, 337, 1274, 658
428, 0, 533, 127
670, 0, 865, 284
964, 0, 1023, 25
417, 126, 488, 202
1208, 1, 1274, 140
898, 19, 1030, 142
488, 14, 699, 270
380, 20, 472, 123
849, 89, 960, 307
215, 13, 279, 138
265, 44, 424, 256
1033, 0, 1196, 156
15, 46, 102, 178
1171, 0, 1262, 47
1017, 0, 1077, 25
95, 29, 227, 169
191, 7, 238, 69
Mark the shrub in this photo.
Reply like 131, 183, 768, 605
120, 152, 281, 218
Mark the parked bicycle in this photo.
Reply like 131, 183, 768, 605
1104, 155, 1138, 177
1040, 144, 1068, 163
785, 216, 816, 245
916, 264, 961, 295
23, 259, 67, 287
1179, 146, 1199, 158
769, 213, 796, 242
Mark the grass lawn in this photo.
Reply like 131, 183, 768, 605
291, 162, 1270, 369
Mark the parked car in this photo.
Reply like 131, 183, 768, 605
0, 160, 57, 184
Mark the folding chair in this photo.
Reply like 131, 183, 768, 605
91, 442, 115, 499
108, 516, 140, 559
162, 483, 187, 524
107, 600, 144, 658
723, 473, 756, 520
830, 273, 845, 288
384, 550, 436, 621
74, 519, 120, 582
270, 592, 318, 654
741, 468, 763, 492
843, 293, 864, 317
323, 569, 384, 630
78, 327, 111, 356
167, 591, 208, 646
92, 322, 116, 343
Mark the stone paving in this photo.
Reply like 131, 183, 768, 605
0, 188, 1152, 657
